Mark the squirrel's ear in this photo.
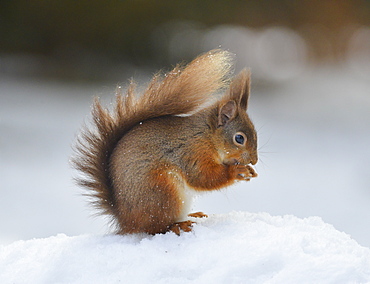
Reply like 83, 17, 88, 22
229, 69, 251, 110
218, 100, 237, 126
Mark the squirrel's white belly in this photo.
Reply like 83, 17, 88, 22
166, 169, 203, 222
177, 182, 198, 222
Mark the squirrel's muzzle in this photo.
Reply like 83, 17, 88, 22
249, 152, 258, 165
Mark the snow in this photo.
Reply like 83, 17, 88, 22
1, 212, 370, 284
1, 63, 370, 282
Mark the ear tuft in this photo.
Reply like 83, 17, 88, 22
218, 100, 237, 126
229, 69, 251, 110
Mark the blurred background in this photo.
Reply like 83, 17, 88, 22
1, 1, 370, 247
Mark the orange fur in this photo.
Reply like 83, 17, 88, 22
72, 50, 258, 235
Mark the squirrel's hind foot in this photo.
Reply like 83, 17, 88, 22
188, 212, 208, 218
169, 220, 195, 235
168, 212, 208, 235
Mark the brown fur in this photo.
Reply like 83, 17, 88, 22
72, 49, 258, 234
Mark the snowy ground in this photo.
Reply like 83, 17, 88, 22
1, 63, 370, 253
1, 212, 370, 283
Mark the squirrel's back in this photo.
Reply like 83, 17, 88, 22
72, 50, 234, 228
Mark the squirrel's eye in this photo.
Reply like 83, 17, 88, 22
233, 132, 247, 146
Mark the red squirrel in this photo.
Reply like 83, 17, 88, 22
73, 49, 258, 235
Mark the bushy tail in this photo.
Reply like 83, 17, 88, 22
72, 49, 233, 218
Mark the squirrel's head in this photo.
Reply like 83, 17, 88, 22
215, 69, 258, 167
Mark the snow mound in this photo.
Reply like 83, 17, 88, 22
1, 212, 370, 284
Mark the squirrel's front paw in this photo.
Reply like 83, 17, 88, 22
235, 164, 258, 181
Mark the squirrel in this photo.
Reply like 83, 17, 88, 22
72, 49, 258, 235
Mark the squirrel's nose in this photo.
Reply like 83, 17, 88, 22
250, 154, 258, 165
